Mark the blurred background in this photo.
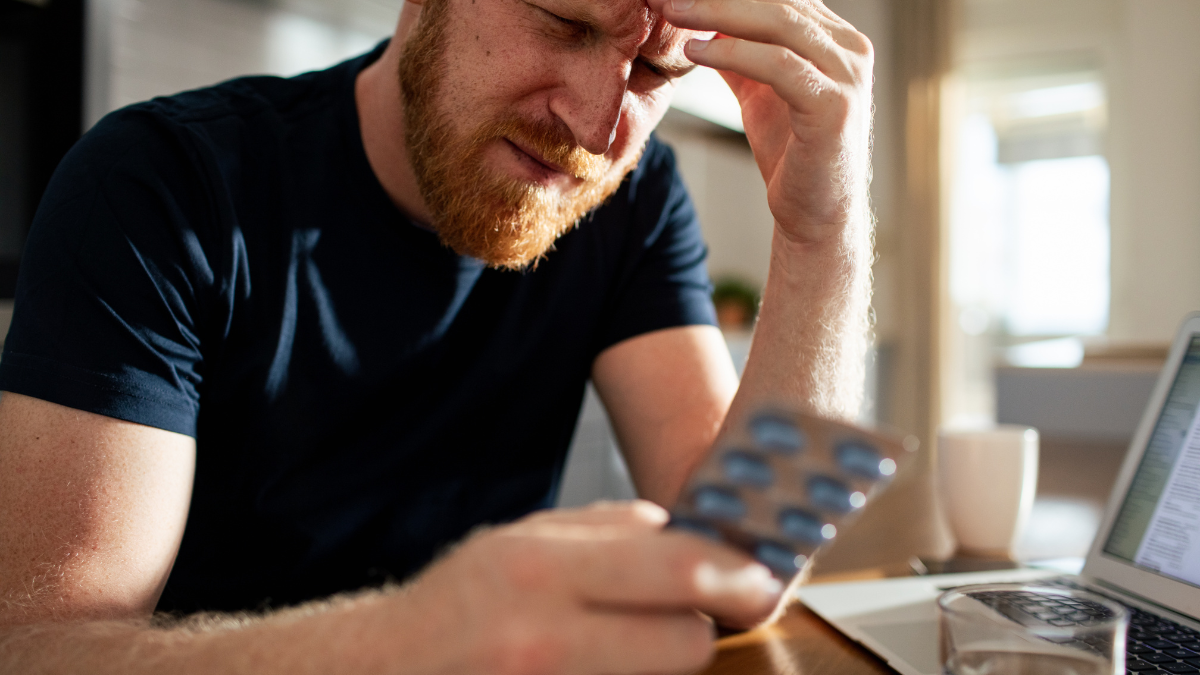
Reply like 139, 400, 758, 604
2, 0, 1198, 567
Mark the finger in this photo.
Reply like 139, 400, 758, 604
520, 500, 668, 528
566, 610, 715, 675
649, 0, 849, 38
687, 37, 842, 116
769, 0, 863, 49
658, 0, 865, 79
647, 0, 829, 33
563, 530, 783, 627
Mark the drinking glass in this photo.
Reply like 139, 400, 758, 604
938, 583, 1127, 675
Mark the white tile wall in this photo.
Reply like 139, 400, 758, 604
556, 385, 638, 508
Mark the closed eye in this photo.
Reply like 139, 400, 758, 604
530, 4, 592, 41
637, 56, 695, 82
639, 58, 666, 79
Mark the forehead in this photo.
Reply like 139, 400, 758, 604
538, 0, 704, 59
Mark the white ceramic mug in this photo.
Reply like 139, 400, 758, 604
937, 425, 1039, 557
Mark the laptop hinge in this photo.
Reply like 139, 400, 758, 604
1088, 576, 1200, 625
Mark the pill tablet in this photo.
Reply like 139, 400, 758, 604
754, 540, 802, 575
692, 485, 747, 521
835, 440, 885, 479
668, 516, 723, 541
807, 474, 855, 513
668, 404, 911, 582
778, 507, 825, 544
749, 413, 806, 454
721, 450, 775, 488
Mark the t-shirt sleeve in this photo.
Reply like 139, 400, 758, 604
0, 108, 220, 437
593, 136, 719, 353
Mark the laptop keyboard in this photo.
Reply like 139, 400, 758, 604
1041, 578, 1200, 675
1124, 608, 1200, 674
967, 588, 1124, 656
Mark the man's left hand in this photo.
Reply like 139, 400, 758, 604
649, 0, 875, 246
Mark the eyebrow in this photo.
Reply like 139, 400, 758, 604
644, 53, 696, 79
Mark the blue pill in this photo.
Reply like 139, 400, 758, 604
749, 413, 806, 454
755, 540, 801, 576
778, 507, 825, 544
835, 440, 884, 479
807, 475, 854, 513
722, 451, 775, 488
668, 516, 724, 542
692, 486, 747, 522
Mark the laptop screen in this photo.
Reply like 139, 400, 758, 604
1103, 335, 1200, 587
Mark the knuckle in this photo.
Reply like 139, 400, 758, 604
502, 548, 555, 593
830, 88, 852, 114
854, 32, 875, 58
789, 65, 822, 99
773, 46, 798, 73
777, 3, 804, 32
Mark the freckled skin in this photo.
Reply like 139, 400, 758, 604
433, 0, 692, 174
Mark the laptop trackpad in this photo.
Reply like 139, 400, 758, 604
859, 620, 940, 675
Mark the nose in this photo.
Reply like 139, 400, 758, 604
549, 55, 630, 156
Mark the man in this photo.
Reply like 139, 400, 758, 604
0, 0, 874, 671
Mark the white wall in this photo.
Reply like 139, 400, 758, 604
1107, 0, 1200, 342
653, 117, 775, 289
87, 0, 399, 126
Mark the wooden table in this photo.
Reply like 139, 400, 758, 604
701, 602, 896, 675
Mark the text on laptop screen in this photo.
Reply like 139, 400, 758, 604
1104, 335, 1200, 587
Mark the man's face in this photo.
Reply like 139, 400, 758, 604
398, 0, 699, 270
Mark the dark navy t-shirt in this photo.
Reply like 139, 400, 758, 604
0, 43, 716, 613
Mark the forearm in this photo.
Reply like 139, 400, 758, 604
731, 212, 874, 423
599, 210, 874, 507
0, 586, 454, 675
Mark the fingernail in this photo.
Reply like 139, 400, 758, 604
695, 563, 784, 600
631, 500, 669, 524
671, 0, 695, 11
687, 38, 709, 52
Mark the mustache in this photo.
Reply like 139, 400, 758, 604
478, 117, 609, 182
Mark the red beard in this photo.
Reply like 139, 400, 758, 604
397, 0, 640, 271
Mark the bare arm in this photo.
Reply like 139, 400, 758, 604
0, 392, 427, 674
592, 325, 739, 507
655, 0, 876, 424
0, 392, 195, 624
0, 393, 778, 674
595, 234, 869, 508
596, 0, 874, 505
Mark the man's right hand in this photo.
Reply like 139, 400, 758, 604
387, 501, 783, 675
0, 390, 781, 675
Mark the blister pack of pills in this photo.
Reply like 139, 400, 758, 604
668, 406, 916, 581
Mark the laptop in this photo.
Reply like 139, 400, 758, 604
798, 311, 1200, 675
